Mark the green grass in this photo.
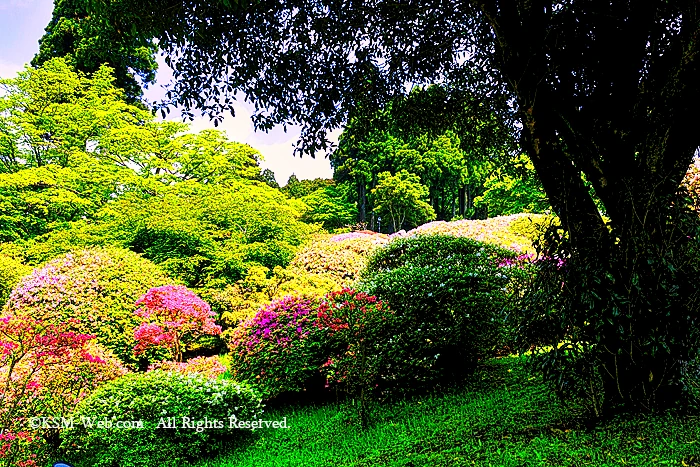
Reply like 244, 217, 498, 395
194, 357, 700, 467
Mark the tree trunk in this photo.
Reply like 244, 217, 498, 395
357, 181, 366, 224
458, 186, 466, 216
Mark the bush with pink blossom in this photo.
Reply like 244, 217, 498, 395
133, 285, 222, 362
4, 247, 170, 367
0, 310, 128, 467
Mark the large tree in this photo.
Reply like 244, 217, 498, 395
80, 0, 700, 412
33, 0, 158, 102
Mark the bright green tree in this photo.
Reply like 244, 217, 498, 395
300, 186, 357, 230
370, 170, 435, 233
474, 154, 549, 216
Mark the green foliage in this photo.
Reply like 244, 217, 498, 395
300, 186, 357, 230
515, 200, 700, 415
4, 247, 171, 367
0, 254, 30, 306
283, 176, 335, 199
215, 265, 341, 330
33, 0, 158, 102
370, 170, 435, 232
60, 371, 263, 466
259, 168, 279, 189
359, 235, 522, 391
0, 57, 151, 172
508, 214, 559, 244
474, 154, 550, 216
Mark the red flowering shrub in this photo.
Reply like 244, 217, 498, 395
0, 312, 127, 467
133, 285, 222, 362
316, 289, 396, 398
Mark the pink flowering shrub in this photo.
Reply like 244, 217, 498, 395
133, 285, 222, 362
228, 295, 324, 398
0, 312, 127, 467
4, 247, 170, 366
148, 356, 227, 379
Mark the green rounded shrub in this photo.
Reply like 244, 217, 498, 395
4, 247, 171, 366
359, 234, 523, 391
60, 371, 262, 467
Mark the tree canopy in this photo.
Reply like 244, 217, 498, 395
38, 0, 700, 412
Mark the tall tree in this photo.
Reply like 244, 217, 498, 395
371, 170, 435, 233
82, 0, 700, 412
33, 0, 158, 102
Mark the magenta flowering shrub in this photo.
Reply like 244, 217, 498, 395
148, 355, 227, 379
227, 295, 324, 398
4, 247, 170, 366
133, 285, 221, 362
0, 311, 127, 467
227, 290, 395, 400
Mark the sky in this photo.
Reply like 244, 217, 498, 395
0, 0, 336, 184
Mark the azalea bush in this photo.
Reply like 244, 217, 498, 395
0, 311, 127, 467
289, 235, 387, 286
317, 289, 395, 391
60, 371, 262, 467
227, 290, 395, 402
316, 288, 396, 421
133, 285, 221, 362
359, 235, 524, 391
4, 248, 170, 367
227, 295, 325, 398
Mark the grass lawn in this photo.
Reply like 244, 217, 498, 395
194, 357, 700, 467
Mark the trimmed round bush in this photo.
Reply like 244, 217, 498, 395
359, 234, 523, 391
227, 290, 395, 400
317, 288, 397, 397
60, 371, 262, 467
289, 235, 387, 286
4, 247, 171, 366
